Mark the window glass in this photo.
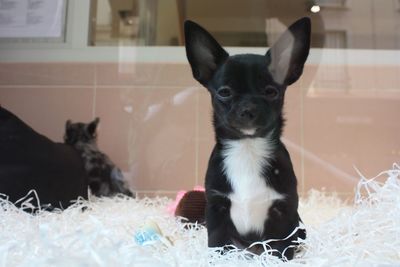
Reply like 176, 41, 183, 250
91, 0, 400, 49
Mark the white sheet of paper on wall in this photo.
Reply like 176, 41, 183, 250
0, 0, 64, 38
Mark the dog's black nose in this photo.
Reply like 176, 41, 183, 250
238, 106, 257, 121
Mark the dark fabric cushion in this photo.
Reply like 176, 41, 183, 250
0, 106, 88, 210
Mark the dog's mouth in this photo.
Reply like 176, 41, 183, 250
240, 128, 257, 136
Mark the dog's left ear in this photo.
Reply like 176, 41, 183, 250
184, 20, 229, 86
87, 117, 100, 136
266, 17, 311, 85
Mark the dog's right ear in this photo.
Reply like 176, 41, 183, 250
184, 20, 229, 86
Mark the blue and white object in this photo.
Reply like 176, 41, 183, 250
134, 221, 170, 246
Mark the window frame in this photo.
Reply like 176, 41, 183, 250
0, 0, 90, 49
0, 0, 399, 67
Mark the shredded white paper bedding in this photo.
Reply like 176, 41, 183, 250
1, 164, 399, 267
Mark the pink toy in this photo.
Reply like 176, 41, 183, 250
167, 186, 205, 215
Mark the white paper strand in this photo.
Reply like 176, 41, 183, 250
0, 164, 399, 266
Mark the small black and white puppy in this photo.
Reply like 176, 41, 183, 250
184, 18, 310, 259
64, 118, 133, 198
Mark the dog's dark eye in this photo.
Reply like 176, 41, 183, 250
263, 86, 279, 99
216, 87, 233, 100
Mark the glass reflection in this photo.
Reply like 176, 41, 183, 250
91, 0, 400, 50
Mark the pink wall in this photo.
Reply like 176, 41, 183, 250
0, 62, 399, 199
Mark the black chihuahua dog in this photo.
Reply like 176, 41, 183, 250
184, 17, 310, 259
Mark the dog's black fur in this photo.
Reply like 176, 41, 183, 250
64, 118, 133, 197
0, 106, 88, 211
184, 18, 310, 259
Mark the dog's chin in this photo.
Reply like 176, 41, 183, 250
240, 128, 257, 136
221, 120, 267, 138
236, 126, 271, 138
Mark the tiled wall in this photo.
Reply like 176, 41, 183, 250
1, 62, 399, 199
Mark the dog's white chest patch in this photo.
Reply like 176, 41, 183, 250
222, 137, 284, 236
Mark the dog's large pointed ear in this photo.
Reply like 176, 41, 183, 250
184, 20, 229, 86
266, 17, 311, 85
